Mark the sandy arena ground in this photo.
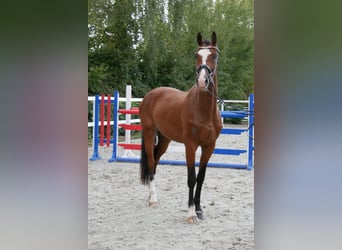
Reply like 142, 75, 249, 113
88, 125, 254, 250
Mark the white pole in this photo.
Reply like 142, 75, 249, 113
122, 85, 137, 158
220, 102, 224, 124
92, 99, 96, 143
125, 85, 132, 145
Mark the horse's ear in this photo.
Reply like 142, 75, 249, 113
197, 32, 203, 46
211, 32, 217, 46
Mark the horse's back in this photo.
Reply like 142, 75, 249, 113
140, 87, 187, 141
140, 87, 186, 110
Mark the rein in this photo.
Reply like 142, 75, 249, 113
206, 82, 224, 105
195, 67, 223, 104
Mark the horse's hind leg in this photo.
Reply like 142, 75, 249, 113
154, 131, 171, 164
148, 131, 170, 207
140, 127, 159, 207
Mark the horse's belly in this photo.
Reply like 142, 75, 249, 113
155, 117, 184, 142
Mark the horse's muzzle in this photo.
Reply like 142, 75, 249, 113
196, 65, 214, 89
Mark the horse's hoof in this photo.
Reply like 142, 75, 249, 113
149, 201, 158, 208
186, 215, 199, 224
196, 210, 204, 220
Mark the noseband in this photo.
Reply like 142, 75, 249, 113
196, 64, 215, 86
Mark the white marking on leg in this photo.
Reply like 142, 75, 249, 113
149, 179, 158, 206
187, 205, 196, 218
187, 205, 199, 223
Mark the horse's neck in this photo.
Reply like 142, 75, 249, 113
190, 83, 218, 120
198, 87, 217, 111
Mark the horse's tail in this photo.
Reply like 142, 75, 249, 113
140, 136, 150, 185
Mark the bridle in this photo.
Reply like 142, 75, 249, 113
195, 46, 220, 87
195, 46, 222, 102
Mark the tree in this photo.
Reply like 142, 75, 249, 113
88, 0, 254, 99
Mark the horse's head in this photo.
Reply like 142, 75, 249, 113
195, 32, 220, 89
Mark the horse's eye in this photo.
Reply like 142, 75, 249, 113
212, 54, 218, 59
195, 53, 199, 58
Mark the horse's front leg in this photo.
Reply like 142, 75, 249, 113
194, 144, 215, 220
194, 165, 206, 220
185, 144, 199, 224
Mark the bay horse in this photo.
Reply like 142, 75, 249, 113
139, 32, 222, 223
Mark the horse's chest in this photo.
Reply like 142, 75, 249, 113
191, 124, 218, 143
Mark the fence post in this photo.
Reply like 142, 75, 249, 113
247, 93, 254, 170
100, 95, 105, 146
109, 90, 119, 162
220, 101, 224, 124
92, 97, 96, 145
123, 85, 132, 156
106, 95, 111, 146
90, 95, 101, 160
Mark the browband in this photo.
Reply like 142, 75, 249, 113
198, 46, 220, 53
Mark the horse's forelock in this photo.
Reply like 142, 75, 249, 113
204, 40, 211, 45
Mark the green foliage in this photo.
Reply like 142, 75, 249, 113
88, 62, 112, 95
88, 0, 254, 99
